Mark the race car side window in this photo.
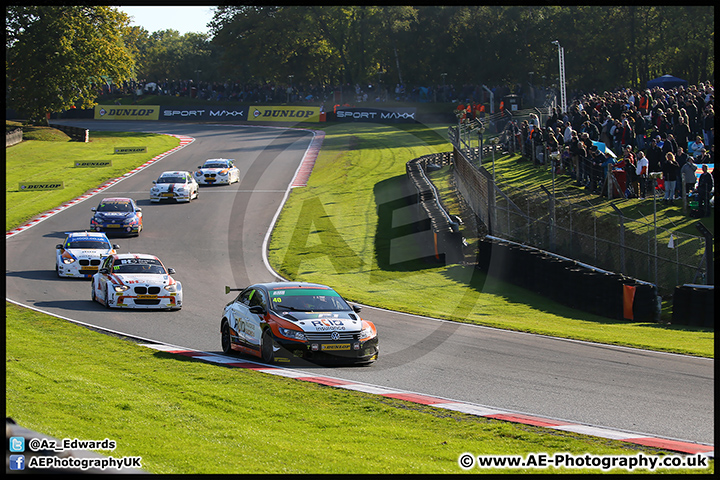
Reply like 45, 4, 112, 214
238, 289, 254, 306
101, 256, 113, 271
248, 289, 267, 311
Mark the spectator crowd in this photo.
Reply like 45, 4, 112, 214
95, 77, 714, 216
501, 82, 714, 217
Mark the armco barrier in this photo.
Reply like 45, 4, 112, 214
476, 236, 661, 322
49, 123, 89, 142
6, 127, 22, 147
405, 154, 464, 265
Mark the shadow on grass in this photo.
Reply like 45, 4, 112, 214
372, 174, 448, 274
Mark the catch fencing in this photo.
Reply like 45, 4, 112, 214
448, 111, 711, 295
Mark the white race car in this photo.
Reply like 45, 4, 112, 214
91, 253, 182, 310
56, 231, 119, 278
194, 158, 240, 185
221, 282, 378, 365
150, 171, 199, 203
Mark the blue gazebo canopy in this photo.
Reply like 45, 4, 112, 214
646, 75, 688, 89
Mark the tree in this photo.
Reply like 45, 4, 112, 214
6, 5, 135, 124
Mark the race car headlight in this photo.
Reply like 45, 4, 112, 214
358, 325, 375, 340
279, 327, 306, 341
62, 257, 76, 264
194, 171, 202, 176
164, 284, 178, 293
123, 217, 137, 225
113, 285, 130, 293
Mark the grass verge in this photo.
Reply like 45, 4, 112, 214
266, 122, 713, 357
5, 122, 179, 231
6, 302, 710, 474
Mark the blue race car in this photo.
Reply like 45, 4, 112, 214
90, 197, 143, 236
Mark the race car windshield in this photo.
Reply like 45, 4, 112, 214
66, 240, 110, 249
97, 202, 132, 212
203, 163, 227, 168
270, 289, 352, 312
113, 260, 166, 274
157, 177, 185, 184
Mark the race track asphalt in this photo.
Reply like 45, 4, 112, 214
5, 120, 713, 448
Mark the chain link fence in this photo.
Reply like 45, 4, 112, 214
448, 118, 711, 295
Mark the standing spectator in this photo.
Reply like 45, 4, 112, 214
620, 118, 634, 149
632, 107, 647, 150
662, 133, 679, 158
662, 152, 680, 204
611, 119, 623, 153
587, 145, 604, 193
621, 146, 639, 198
569, 131, 582, 182
600, 115, 614, 148
696, 164, 714, 217
646, 137, 664, 174
563, 121, 573, 146
674, 147, 689, 199
702, 106, 714, 148
656, 111, 672, 137
695, 148, 711, 165
680, 154, 698, 199
636, 151, 650, 198
689, 135, 705, 158
673, 116, 692, 150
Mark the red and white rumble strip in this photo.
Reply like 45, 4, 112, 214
290, 130, 324, 187
6, 134, 194, 239
142, 343, 713, 458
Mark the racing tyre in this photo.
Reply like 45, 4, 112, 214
260, 329, 274, 363
221, 321, 232, 354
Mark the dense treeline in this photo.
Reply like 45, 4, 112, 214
6, 6, 714, 122
205, 5, 714, 91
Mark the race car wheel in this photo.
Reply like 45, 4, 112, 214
221, 321, 232, 354
91, 283, 96, 302
260, 329, 274, 363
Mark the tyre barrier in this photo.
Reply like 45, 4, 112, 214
671, 285, 714, 328
476, 237, 661, 321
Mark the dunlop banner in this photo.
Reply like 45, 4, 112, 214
75, 160, 112, 167
248, 106, 322, 122
95, 105, 160, 120
19, 181, 64, 191
114, 147, 147, 154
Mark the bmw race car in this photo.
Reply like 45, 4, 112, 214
55, 231, 119, 278
194, 158, 240, 185
220, 282, 378, 365
91, 253, 182, 310
90, 197, 143, 236
150, 171, 199, 203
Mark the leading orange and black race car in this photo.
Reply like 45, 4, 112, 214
220, 282, 378, 365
